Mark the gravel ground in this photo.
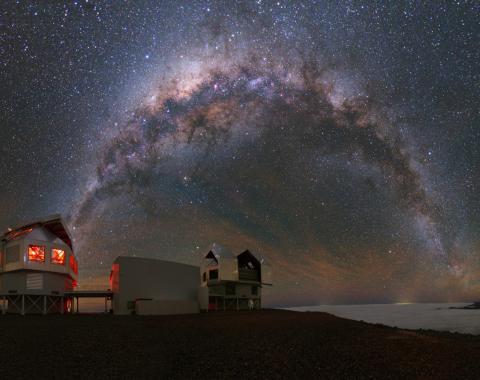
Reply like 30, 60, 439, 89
1, 309, 480, 379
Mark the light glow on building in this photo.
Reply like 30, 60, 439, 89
51, 248, 65, 265
28, 245, 45, 262
69, 255, 78, 274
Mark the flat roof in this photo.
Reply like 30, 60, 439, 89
113, 256, 199, 269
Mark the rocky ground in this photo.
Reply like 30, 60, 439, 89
1, 309, 480, 379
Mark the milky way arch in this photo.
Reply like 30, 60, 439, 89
70, 57, 445, 264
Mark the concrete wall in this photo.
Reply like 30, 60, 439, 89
112, 256, 200, 315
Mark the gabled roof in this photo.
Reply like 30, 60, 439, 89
204, 243, 235, 262
2, 214, 73, 249
238, 249, 262, 266
204, 244, 265, 263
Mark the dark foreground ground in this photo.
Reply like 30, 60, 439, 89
1, 309, 480, 379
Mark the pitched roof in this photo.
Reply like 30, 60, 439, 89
238, 249, 261, 265
2, 214, 73, 249
204, 242, 235, 261
204, 244, 265, 263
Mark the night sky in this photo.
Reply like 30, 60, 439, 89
1, 1, 479, 306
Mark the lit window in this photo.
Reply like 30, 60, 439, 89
51, 249, 65, 265
28, 245, 45, 262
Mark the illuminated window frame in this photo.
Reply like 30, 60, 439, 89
28, 245, 46, 262
51, 248, 66, 265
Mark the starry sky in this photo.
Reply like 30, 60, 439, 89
1, 1, 479, 306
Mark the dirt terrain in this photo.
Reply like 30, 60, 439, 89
1, 309, 479, 379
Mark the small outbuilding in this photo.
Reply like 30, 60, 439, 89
110, 256, 200, 315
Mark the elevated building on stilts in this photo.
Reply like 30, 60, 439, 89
0, 215, 78, 314
198, 243, 273, 312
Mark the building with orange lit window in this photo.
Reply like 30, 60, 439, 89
0, 215, 78, 314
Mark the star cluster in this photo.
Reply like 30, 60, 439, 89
1, 1, 479, 305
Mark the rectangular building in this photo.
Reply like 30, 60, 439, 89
110, 256, 200, 315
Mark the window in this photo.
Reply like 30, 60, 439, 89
28, 245, 45, 262
202, 272, 207, 282
51, 249, 65, 265
209, 269, 218, 280
252, 286, 258, 296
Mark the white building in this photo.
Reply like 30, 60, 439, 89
110, 256, 200, 315
198, 243, 273, 311
0, 215, 78, 314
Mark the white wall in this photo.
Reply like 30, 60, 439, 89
112, 256, 200, 315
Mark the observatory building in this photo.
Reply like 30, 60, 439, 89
0, 215, 78, 314
0, 218, 272, 316
198, 244, 273, 311
110, 256, 199, 315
